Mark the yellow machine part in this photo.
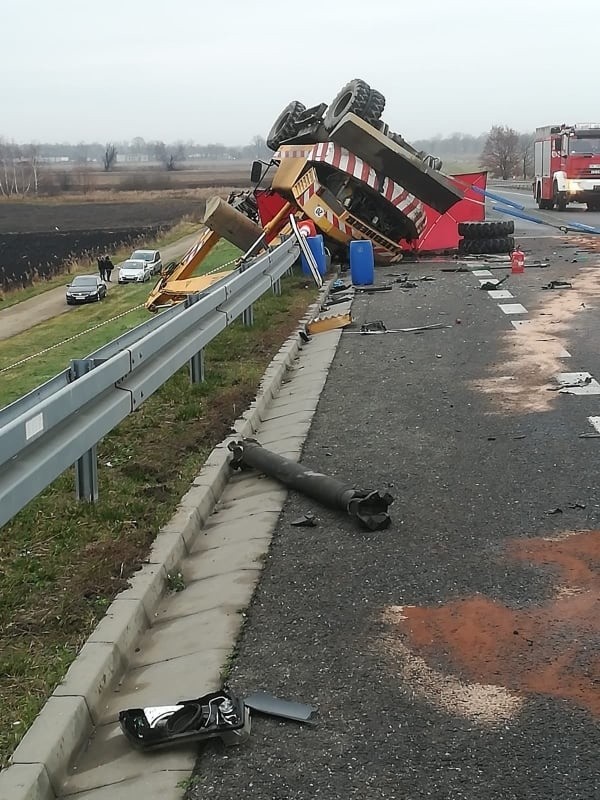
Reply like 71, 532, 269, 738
146, 228, 221, 311
271, 157, 310, 197
306, 312, 352, 334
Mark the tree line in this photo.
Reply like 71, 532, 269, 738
0, 126, 533, 197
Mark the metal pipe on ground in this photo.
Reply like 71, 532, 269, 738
228, 439, 393, 531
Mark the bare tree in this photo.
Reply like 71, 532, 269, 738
480, 125, 520, 180
103, 143, 117, 171
0, 139, 42, 196
519, 133, 535, 180
152, 140, 186, 170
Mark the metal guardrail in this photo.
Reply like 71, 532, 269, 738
0, 237, 300, 530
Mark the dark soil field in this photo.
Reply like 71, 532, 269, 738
0, 197, 207, 234
0, 197, 210, 290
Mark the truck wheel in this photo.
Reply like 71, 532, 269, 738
553, 183, 567, 211
266, 100, 306, 151
587, 202, 600, 212
361, 89, 386, 125
323, 79, 371, 131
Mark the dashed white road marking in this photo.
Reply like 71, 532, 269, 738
479, 278, 500, 286
472, 270, 494, 277
510, 320, 532, 329
588, 416, 600, 433
498, 303, 527, 315
488, 290, 513, 299
557, 348, 571, 358
556, 372, 600, 395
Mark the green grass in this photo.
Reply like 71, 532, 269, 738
0, 219, 201, 311
0, 271, 316, 768
0, 240, 242, 407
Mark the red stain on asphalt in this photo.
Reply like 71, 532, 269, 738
390, 530, 600, 715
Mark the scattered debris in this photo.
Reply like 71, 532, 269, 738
354, 284, 393, 293
244, 692, 318, 724
546, 507, 563, 515
306, 312, 352, 335
480, 275, 509, 291
228, 438, 394, 531
291, 512, 318, 527
360, 320, 388, 333
579, 433, 600, 439
357, 321, 450, 335
321, 294, 354, 309
567, 502, 586, 510
513, 434, 527, 440
120, 688, 317, 753
119, 690, 250, 751
547, 376, 592, 391
330, 279, 350, 293
542, 280, 573, 290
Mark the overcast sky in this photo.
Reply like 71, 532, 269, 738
2, 0, 599, 146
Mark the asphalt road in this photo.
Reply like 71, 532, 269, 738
191, 234, 600, 799
0, 231, 199, 341
487, 186, 600, 235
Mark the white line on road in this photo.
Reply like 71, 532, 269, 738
472, 270, 493, 277
498, 303, 528, 314
488, 290, 513, 299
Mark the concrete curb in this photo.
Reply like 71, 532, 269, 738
0, 279, 334, 800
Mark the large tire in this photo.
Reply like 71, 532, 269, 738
362, 88, 386, 124
470, 236, 515, 255
266, 100, 306, 151
323, 79, 371, 131
458, 220, 515, 239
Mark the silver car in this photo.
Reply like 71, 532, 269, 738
130, 249, 162, 276
118, 259, 152, 284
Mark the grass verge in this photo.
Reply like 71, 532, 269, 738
0, 240, 241, 406
0, 271, 316, 768
0, 218, 202, 311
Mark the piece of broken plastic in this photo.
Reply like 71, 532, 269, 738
119, 690, 248, 751
244, 691, 318, 723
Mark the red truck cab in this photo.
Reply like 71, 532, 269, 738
533, 123, 600, 211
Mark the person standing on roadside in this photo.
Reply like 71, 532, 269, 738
97, 255, 106, 281
104, 255, 114, 282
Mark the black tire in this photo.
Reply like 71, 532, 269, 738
323, 79, 371, 131
362, 89, 386, 124
553, 183, 567, 211
266, 100, 306, 151
458, 237, 471, 254
587, 202, 600, 212
472, 236, 515, 255
458, 220, 515, 239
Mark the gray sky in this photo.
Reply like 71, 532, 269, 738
3, 0, 599, 145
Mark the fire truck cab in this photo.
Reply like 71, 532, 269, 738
533, 123, 600, 211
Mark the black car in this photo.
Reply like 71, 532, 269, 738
66, 275, 107, 305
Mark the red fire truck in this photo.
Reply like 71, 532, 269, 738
533, 123, 600, 211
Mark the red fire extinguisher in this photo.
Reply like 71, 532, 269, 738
511, 246, 525, 274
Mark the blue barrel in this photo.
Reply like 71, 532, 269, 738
349, 240, 375, 285
300, 234, 327, 277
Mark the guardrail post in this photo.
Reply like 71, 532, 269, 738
272, 278, 282, 296
242, 305, 254, 326
189, 349, 205, 384
71, 359, 99, 503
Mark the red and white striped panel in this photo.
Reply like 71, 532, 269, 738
275, 145, 315, 160
308, 142, 426, 235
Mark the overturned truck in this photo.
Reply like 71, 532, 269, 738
147, 79, 486, 310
